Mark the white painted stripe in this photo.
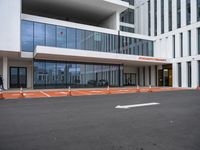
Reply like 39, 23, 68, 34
40, 91, 51, 97
115, 102, 160, 109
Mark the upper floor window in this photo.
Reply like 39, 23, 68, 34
154, 0, 157, 36
168, 0, 172, 31
120, 8, 134, 24
161, 0, 164, 34
186, 0, 191, 25
177, 0, 181, 28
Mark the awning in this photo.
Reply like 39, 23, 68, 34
34, 46, 170, 66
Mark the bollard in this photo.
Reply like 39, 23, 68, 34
136, 85, 140, 93
148, 85, 153, 92
19, 87, 25, 98
107, 85, 111, 94
68, 86, 72, 96
0, 88, 4, 99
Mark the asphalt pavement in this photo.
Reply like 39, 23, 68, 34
0, 90, 200, 150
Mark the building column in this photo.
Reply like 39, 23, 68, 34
192, 60, 198, 88
172, 63, 178, 87
3, 56, 8, 90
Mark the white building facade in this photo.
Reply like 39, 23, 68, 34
0, 0, 199, 89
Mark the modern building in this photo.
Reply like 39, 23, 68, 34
0, 0, 200, 90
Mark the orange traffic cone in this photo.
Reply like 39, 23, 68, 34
0, 88, 4, 99
19, 87, 25, 98
136, 85, 140, 93
107, 85, 111, 94
67, 86, 72, 96
148, 85, 153, 92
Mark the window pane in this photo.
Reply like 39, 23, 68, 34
57, 26, 66, 48
21, 20, 33, 52
34, 22, 45, 49
46, 24, 56, 47
67, 28, 76, 49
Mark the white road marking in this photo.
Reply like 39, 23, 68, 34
40, 91, 51, 97
115, 102, 160, 109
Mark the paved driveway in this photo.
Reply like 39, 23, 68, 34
0, 90, 200, 150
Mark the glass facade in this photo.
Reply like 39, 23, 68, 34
120, 36, 154, 56
161, 0, 164, 34
21, 20, 154, 57
34, 60, 122, 89
22, 20, 118, 53
177, 0, 181, 28
168, 0, 172, 31
186, 0, 191, 25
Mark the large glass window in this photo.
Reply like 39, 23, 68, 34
76, 29, 85, 50
178, 63, 182, 87
33, 61, 46, 88
188, 30, 191, 56
154, 0, 157, 36
56, 26, 66, 48
148, 0, 151, 36
177, 0, 181, 28
67, 28, 76, 49
21, 20, 33, 52
161, 0, 164, 34
168, 0, 172, 31
173, 35, 175, 58
34, 23, 45, 49
46, 62, 57, 88
180, 33, 183, 57
33, 60, 121, 88
120, 8, 134, 25
187, 62, 191, 87
186, 0, 191, 25
46, 24, 56, 47
197, 0, 200, 21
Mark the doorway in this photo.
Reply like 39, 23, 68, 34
123, 73, 136, 86
10, 67, 27, 88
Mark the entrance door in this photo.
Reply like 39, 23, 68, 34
123, 73, 136, 86
10, 67, 27, 88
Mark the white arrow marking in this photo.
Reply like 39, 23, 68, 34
115, 102, 160, 109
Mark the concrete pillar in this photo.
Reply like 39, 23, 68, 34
182, 62, 187, 87
192, 60, 198, 88
3, 57, 8, 90
173, 63, 178, 87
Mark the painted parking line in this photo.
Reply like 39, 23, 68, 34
115, 102, 160, 109
40, 91, 51, 97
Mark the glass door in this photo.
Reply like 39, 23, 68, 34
10, 67, 27, 88
123, 73, 136, 86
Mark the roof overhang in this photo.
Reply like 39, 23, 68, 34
22, 0, 129, 25
34, 46, 170, 66
0, 50, 20, 58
